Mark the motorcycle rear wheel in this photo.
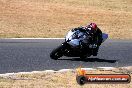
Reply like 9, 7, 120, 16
80, 53, 91, 59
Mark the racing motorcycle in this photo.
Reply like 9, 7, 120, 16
50, 29, 108, 60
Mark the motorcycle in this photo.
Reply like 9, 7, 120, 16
50, 29, 108, 60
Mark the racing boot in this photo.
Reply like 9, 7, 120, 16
92, 46, 99, 56
92, 51, 98, 56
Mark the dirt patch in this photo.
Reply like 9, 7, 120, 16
0, 67, 132, 88
0, 0, 132, 38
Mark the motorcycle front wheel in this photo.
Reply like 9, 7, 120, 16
50, 44, 65, 60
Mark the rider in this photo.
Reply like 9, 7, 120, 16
72, 23, 103, 56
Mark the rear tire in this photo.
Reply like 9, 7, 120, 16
50, 45, 65, 60
80, 56, 87, 59
80, 53, 91, 59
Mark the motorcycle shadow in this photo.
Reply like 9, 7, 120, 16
59, 57, 117, 63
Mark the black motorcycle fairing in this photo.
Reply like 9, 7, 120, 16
63, 41, 92, 57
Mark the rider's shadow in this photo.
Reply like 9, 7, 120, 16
59, 58, 117, 63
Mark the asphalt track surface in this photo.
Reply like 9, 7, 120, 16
0, 39, 132, 74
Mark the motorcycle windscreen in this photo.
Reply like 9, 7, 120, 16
66, 30, 90, 47
65, 30, 76, 41
68, 39, 80, 47
102, 33, 108, 42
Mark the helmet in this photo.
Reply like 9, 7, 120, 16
83, 23, 97, 33
83, 23, 97, 34
89, 23, 97, 30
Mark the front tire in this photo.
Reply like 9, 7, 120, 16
50, 44, 65, 60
